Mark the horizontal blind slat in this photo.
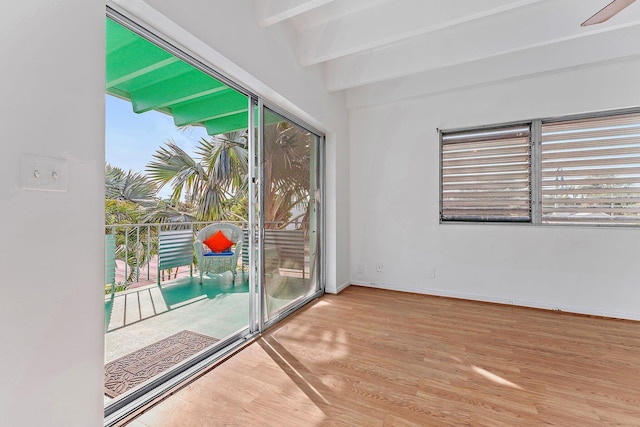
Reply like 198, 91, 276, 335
542, 155, 640, 168
542, 196, 640, 204
541, 112, 640, 225
542, 187, 640, 196
443, 181, 530, 190
542, 113, 640, 134
443, 127, 529, 144
545, 218, 640, 222
443, 190, 530, 198
541, 145, 640, 160
542, 206, 640, 214
541, 177, 640, 187
441, 125, 531, 222
443, 154, 531, 167
443, 164, 529, 175
541, 131, 640, 145
443, 139, 530, 151
442, 145, 529, 160
541, 166, 640, 178
443, 211, 530, 220
443, 172, 531, 183
443, 200, 530, 208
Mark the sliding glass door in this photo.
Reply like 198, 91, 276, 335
105, 16, 254, 413
260, 107, 323, 323
104, 9, 323, 423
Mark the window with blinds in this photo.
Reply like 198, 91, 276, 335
541, 112, 640, 225
441, 125, 531, 222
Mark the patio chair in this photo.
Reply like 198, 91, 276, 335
194, 223, 243, 284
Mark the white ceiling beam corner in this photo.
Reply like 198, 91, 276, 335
345, 24, 640, 109
295, 0, 546, 66
254, 0, 336, 27
324, 0, 640, 91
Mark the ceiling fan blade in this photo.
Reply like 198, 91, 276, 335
581, 0, 636, 26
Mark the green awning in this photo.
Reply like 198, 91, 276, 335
106, 18, 250, 135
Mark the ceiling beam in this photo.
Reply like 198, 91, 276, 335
324, 0, 640, 91
345, 24, 640, 109
295, 0, 545, 66
254, 0, 336, 27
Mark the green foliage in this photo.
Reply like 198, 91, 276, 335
105, 164, 161, 283
105, 282, 129, 295
230, 194, 249, 222
146, 132, 250, 222
105, 199, 143, 225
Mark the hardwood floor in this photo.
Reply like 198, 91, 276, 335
124, 285, 640, 426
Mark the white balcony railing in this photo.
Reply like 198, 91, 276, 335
105, 221, 308, 292
104, 221, 246, 291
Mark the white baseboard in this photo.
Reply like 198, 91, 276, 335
326, 281, 351, 294
350, 280, 640, 321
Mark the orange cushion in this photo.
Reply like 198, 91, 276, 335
203, 230, 234, 253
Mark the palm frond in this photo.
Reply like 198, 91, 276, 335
105, 163, 159, 206
146, 139, 205, 205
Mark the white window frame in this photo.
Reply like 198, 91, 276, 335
440, 125, 532, 223
440, 108, 640, 227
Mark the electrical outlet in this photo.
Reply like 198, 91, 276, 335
376, 263, 384, 272
428, 268, 436, 278
357, 263, 364, 273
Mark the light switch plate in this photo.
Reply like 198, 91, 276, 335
21, 154, 68, 192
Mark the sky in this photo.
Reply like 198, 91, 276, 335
105, 94, 208, 198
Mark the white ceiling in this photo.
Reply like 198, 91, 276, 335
253, 0, 640, 105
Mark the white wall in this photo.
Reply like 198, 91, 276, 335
116, 0, 351, 292
0, 1, 348, 425
0, 1, 106, 426
349, 57, 640, 320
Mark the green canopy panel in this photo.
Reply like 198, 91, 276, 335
106, 18, 250, 135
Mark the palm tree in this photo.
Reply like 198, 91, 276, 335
146, 132, 248, 221
145, 123, 312, 229
263, 120, 312, 230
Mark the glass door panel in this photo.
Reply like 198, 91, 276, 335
261, 108, 321, 320
104, 16, 252, 410
104, 12, 324, 421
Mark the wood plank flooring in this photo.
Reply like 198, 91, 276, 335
124, 285, 640, 426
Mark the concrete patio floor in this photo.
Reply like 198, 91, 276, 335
105, 272, 250, 364
104, 272, 251, 405
103, 265, 313, 406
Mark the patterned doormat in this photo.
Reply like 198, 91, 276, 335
104, 330, 219, 398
